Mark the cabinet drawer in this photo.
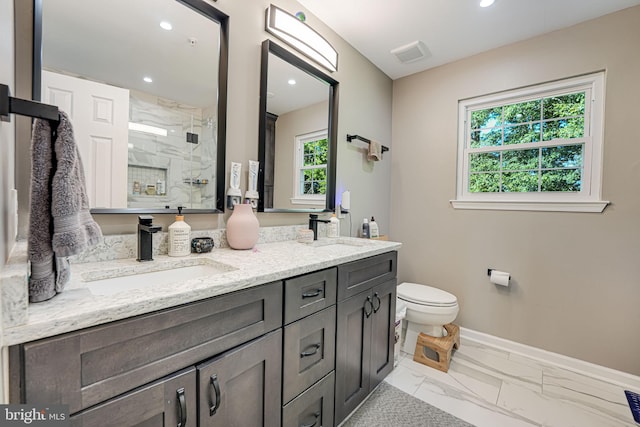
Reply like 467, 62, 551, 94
15, 282, 282, 414
283, 306, 336, 404
282, 371, 335, 427
337, 251, 397, 301
70, 367, 196, 427
284, 268, 337, 324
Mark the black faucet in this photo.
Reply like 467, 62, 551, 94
308, 214, 330, 241
137, 215, 162, 261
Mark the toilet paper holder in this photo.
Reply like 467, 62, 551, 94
487, 268, 510, 280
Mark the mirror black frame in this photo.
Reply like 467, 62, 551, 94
32, 0, 229, 214
258, 39, 338, 213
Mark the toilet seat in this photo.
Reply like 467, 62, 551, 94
397, 282, 458, 308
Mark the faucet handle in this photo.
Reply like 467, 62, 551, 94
139, 215, 154, 225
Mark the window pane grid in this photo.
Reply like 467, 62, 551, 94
468, 144, 584, 193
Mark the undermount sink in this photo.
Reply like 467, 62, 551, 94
82, 259, 237, 296
303, 238, 372, 248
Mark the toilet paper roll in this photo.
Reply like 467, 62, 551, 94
490, 270, 510, 287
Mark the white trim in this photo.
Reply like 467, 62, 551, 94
450, 200, 609, 212
460, 327, 640, 390
455, 72, 607, 212
293, 129, 329, 200
290, 197, 325, 205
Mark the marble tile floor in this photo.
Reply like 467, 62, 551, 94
385, 340, 638, 427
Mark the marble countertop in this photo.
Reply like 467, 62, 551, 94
2, 237, 401, 346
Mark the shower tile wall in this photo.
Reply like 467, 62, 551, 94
128, 90, 216, 209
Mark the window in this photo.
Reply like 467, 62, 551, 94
452, 72, 608, 212
292, 129, 328, 205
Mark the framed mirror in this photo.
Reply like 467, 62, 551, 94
34, 0, 228, 213
258, 40, 338, 213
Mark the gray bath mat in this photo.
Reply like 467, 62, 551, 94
342, 381, 475, 427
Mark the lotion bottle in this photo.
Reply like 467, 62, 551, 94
168, 206, 191, 257
327, 214, 340, 238
369, 216, 379, 238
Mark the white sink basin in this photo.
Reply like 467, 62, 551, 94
303, 238, 371, 248
82, 259, 236, 296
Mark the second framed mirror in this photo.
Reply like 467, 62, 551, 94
258, 40, 338, 213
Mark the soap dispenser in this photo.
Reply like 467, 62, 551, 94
168, 206, 191, 257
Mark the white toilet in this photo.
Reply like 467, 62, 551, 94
397, 282, 459, 354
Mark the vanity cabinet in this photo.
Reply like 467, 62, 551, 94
334, 252, 397, 424
9, 249, 399, 427
9, 282, 282, 423
282, 268, 337, 427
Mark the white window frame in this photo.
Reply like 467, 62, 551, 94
291, 129, 328, 206
451, 72, 609, 213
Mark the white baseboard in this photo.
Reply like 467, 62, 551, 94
460, 327, 640, 391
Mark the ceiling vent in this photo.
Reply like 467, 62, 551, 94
390, 41, 431, 64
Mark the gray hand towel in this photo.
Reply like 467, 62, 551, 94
28, 117, 57, 302
28, 111, 103, 302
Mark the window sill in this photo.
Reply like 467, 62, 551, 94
290, 197, 325, 206
449, 200, 609, 213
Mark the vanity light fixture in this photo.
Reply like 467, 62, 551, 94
143, 76, 153, 83
480, 0, 495, 7
265, 4, 338, 72
159, 21, 173, 31
128, 122, 168, 137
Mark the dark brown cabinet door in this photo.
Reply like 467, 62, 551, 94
197, 330, 282, 427
70, 367, 196, 427
335, 278, 397, 425
334, 291, 372, 423
369, 279, 397, 389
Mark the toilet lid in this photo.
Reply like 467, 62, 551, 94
397, 282, 458, 307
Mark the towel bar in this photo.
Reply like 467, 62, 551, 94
0, 83, 60, 123
346, 134, 389, 152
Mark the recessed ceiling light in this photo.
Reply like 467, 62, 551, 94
288, 79, 296, 85
480, 0, 495, 7
143, 76, 153, 83
160, 21, 172, 31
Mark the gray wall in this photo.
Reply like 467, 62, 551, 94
391, 6, 640, 375
12, 0, 393, 236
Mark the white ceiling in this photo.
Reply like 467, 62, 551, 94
296, 0, 640, 80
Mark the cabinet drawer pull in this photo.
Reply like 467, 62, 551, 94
364, 296, 373, 318
209, 374, 221, 416
372, 292, 381, 313
300, 411, 321, 427
302, 288, 323, 298
300, 343, 321, 358
176, 387, 187, 427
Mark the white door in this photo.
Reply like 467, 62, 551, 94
41, 70, 129, 208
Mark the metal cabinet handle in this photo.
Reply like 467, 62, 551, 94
176, 387, 187, 427
209, 374, 221, 416
300, 412, 321, 427
300, 343, 321, 358
364, 296, 373, 318
302, 288, 323, 298
372, 292, 381, 313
